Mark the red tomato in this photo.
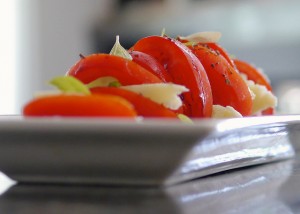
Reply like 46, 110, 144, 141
67, 54, 163, 85
131, 36, 213, 118
206, 43, 235, 68
233, 59, 272, 91
129, 50, 172, 82
23, 94, 137, 117
189, 44, 253, 116
260, 108, 274, 115
176, 37, 234, 67
234, 59, 274, 115
91, 87, 178, 118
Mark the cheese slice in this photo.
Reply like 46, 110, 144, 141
247, 80, 277, 115
121, 83, 189, 110
212, 105, 242, 118
178, 31, 222, 43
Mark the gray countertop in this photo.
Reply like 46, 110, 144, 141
0, 156, 299, 214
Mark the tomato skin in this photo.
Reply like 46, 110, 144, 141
189, 44, 253, 116
129, 50, 173, 82
177, 37, 234, 67
206, 43, 235, 67
67, 54, 163, 85
233, 59, 274, 115
233, 59, 272, 91
260, 108, 274, 115
131, 36, 213, 118
91, 87, 178, 118
23, 94, 137, 117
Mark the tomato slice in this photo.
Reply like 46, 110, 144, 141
67, 54, 163, 85
189, 44, 253, 116
233, 59, 272, 91
177, 37, 235, 68
233, 59, 274, 115
129, 50, 172, 82
131, 36, 213, 118
23, 94, 137, 117
206, 43, 235, 68
90, 87, 178, 118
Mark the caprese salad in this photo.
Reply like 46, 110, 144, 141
22, 31, 277, 120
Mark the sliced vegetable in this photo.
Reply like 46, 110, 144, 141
66, 54, 163, 85
205, 43, 235, 67
233, 59, 272, 91
188, 44, 253, 116
23, 94, 137, 117
177, 32, 234, 68
129, 50, 172, 82
86, 77, 188, 110
91, 87, 178, 118
131, 36, 213, 118
234, 59, 275, 115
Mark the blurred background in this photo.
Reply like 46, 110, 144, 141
1, 0, 300, 115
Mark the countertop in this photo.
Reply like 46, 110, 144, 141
0, 156, 299, 213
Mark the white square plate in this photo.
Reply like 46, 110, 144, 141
0, 115, 297, 186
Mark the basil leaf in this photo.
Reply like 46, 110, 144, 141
86, 77, 121, 88
109, 35, 132, 60
49, 76, 91, 95
160, 28, 166, 37
108, 81, 121, 87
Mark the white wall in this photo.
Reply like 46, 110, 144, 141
0, 0, 18, 114
15, 0, 114, 114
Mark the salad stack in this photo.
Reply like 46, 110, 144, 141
23, 32, 277, 119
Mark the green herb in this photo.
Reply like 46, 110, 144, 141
109, 35, 132, 60
160, 28, 171, 37
49, 76, 91, 95
108, 81, 121, 87
178, 114, 194, 124
86, 77, 121, 89
225, 78, 231, 85
161, 28, 166, 37
230, 54, 236, 59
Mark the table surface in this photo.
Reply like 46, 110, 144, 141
0, 154, 300, 214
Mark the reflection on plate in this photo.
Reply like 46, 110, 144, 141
0, 160, 293, 213
167, 160, 293, 214
0, 115, 297, 186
